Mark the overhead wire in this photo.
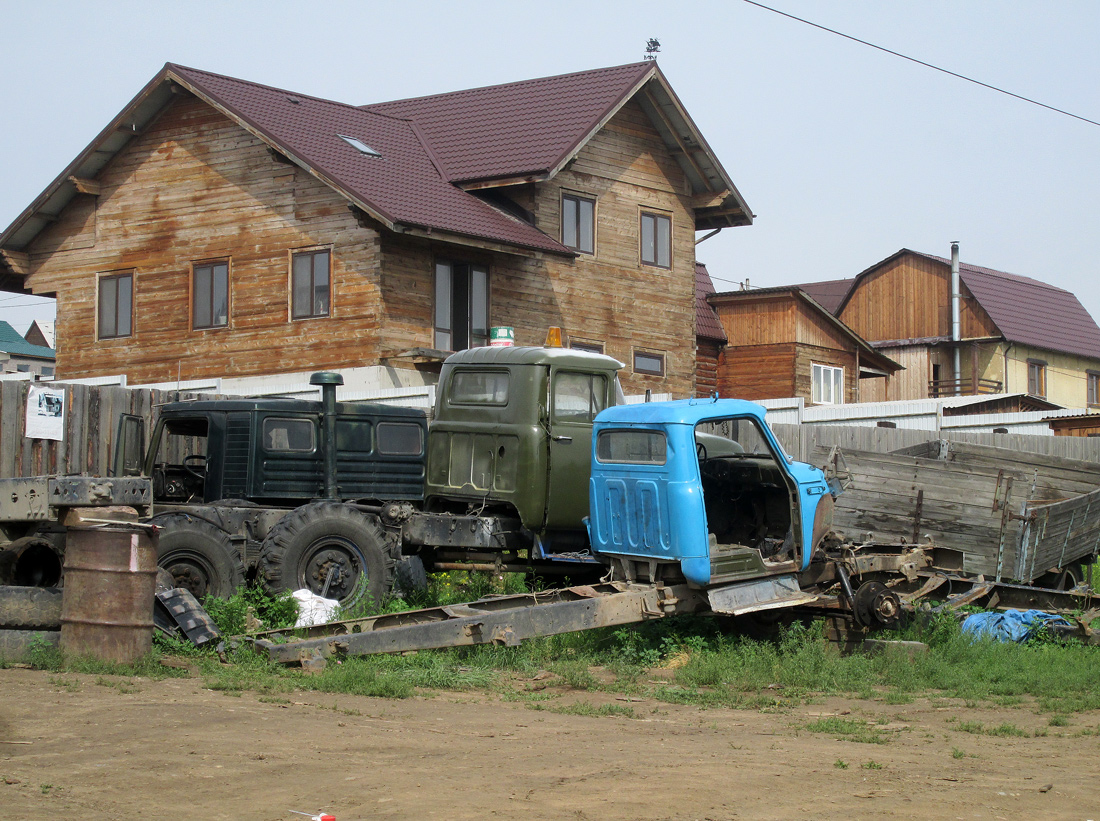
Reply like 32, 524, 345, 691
741, 0, 1100, 129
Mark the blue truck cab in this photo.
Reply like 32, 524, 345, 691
587, 398, 835, 590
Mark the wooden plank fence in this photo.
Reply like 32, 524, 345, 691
0, 381, 210, 479
5, 382, 1099, 480
771, 424, 1100, 465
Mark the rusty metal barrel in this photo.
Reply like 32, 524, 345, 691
60, 523, 158, 664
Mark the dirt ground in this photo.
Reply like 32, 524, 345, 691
1, 665, 1097, 821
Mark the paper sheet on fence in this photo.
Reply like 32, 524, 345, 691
25, 385, 65, 441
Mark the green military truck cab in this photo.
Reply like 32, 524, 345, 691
128, 398, 426, 506
113, 386, 428, 604
426, 346, 623, 554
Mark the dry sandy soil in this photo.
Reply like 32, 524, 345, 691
1, 665, 1097, 820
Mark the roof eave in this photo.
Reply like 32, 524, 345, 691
392, 222, 574, 259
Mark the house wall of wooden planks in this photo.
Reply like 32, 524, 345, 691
21, 94, 701, 398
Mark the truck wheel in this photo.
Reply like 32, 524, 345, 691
0, 585, 63, 629
151, 513, 245, 600
394, 555, 429, 597
259, 502, 393, 608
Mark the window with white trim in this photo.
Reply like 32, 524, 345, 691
1088, 371, 1100, 408
812, 363, 844, 405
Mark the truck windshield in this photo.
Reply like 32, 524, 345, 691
450, 371, 509, 405
695, 417, 795, 562
553, 372, 607, 423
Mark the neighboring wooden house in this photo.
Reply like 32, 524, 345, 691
24, 320, 54, 349
707, 286, 899, 404
694, 263, 726, 397
810, 249, 1100, 406
0, 62, 753, 397
1047, 414, 1100, 437
0, 320, 55, 376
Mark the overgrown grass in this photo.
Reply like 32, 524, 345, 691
805, 716, 890, 744
22, 574, 1100, 715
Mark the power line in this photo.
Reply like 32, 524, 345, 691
741, 0, 1100, 129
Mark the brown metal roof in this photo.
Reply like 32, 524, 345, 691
364, 62, 657, 184
695, 263, 726, 342
708, 286, 901, 375
167, 65, 571, 256
909, 251, 1100, 360
363, 62, 752, 227
2, 61, 753, 262
793, 277, 853, 315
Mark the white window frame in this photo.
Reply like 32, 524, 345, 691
812, 363, 844, 405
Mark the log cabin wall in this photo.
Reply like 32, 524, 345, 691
717, 343, 796, 399
695, 339, 721, 397
21, 93, 701, 397
794, 344, 859, 403
838, 253, 999, 343
24, 94, 386, 383
529, 100, 698, 397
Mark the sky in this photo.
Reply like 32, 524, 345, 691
1, 0, 1097, 339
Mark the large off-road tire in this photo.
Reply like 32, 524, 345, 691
0, 585, 63, 629
394, 555, 429, 597
0, 629, 59, 663
258, 502, 393, 608
151, 513, 245, 600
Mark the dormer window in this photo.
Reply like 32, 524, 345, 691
338, 135, 381, 157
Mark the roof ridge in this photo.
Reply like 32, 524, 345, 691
912, 250, 1069, 293
360, 61, 652, 109
168, 63, 383, 117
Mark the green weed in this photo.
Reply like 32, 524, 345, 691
805, 716, 889, 744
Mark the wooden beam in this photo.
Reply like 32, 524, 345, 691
68, 176, 102, 196
0, 250, 30, 277
640, 88, 711, 191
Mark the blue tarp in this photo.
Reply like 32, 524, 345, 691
961, 609, 1071, 643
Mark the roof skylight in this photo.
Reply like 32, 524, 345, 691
338, 134, 382, 158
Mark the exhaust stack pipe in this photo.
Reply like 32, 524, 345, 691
310, 371, 344, 500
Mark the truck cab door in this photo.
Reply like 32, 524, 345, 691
111, 414, 145, 477
544, 369, 610, 530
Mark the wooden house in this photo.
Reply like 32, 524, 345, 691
694, 263, 726, 397
0, 63, 753, 396
810, 249, 1100, 407
707, 286, 899, 403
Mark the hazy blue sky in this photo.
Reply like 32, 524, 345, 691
1, 0, 1097, 338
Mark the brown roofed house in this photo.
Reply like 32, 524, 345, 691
0, 62, 753, 395
829, 249, 1100, 407
706, 284, 900, 404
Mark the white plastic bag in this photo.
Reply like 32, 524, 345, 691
291, 588, 340, 628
